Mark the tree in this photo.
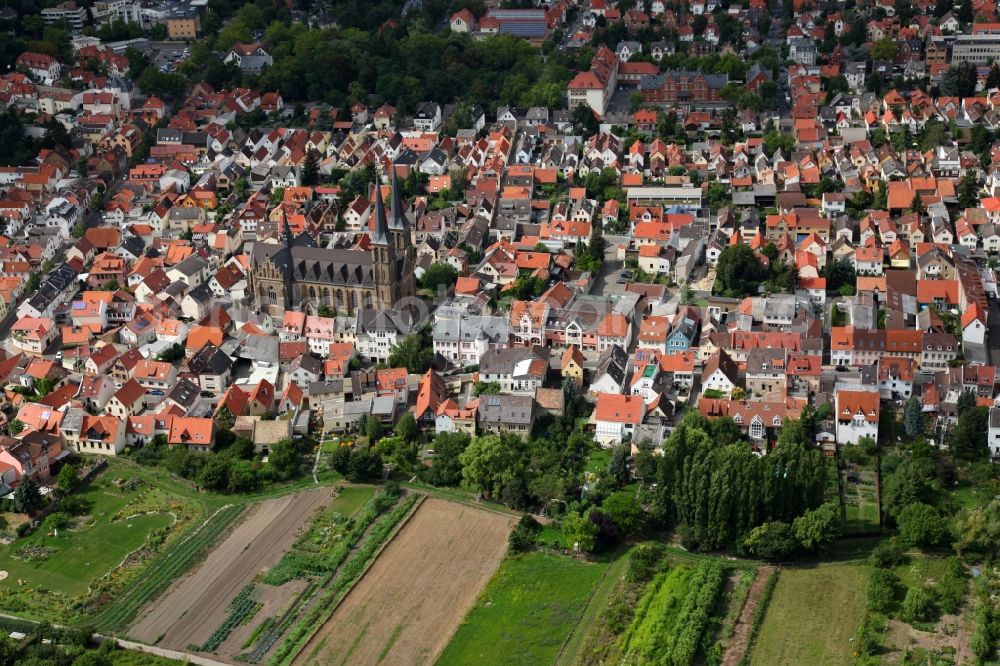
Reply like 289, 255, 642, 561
882, 458, 937, 521
301, 150, 319, 186
897, 502, 946, 547
953, 499, 1000, 560
329, 446, 352, 475
388, 331, 433, 374
903, 395, 923, 438
958, 170, 980, 208
196, 456, 229, 491
956, 388, 977, 416
57, 464, 80, 494
215, 405, 236, 431
364, 414, 385, 442
8, 419, 24, 435
420, 262, 459, 292
346, 448, 384, 482
952, 406, 988, 461
870, 38, 898, 61
267, 439, 299, 479
866, 568, 899, 614
563, 509, 598, 552
13, 477, 43, 513
901, 586, 937, 624
792, 502, 841, 552
157, 343, 186, 362
744, 521, 798, 560
395, 413, 418, 442
420, 432, 470, 486
715, 243, 765, 296
459, 434, 522, 500
571, 103, 599, 135
607, 443, 630, 487
589, 509, 623, 549
870, 538, 906, 568
601, 490, 644, 536
509, 514, 541, 552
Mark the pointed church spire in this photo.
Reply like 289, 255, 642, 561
372, 171, 390, 245
390, 165, 409, 231
282, 206, 294, 250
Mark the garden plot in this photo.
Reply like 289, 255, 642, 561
128, 487, 332, 658
294, 498, 514, 666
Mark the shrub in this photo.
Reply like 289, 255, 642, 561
901, 586, 937, 624
934, 557, 967, 615
866, 568, 898, 614
897, 502, 947, 547
625, 543, 668, 583
508, 514, 541, 552
869, 538, 906, 568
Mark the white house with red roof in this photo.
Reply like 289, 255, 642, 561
963, 303, 987, 347
835, 388, 880, 444
450, 8, 476, 32
567, 46, 619, 116
593, 393, 646, 446
16, 52, 60, 84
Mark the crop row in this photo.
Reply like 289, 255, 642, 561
266, 494, 421, 666
240, 488, 405, 662
199, 583, 262, 652
92, 504, 245, 632
659, 560, 725, 666
262, 487, 401, 586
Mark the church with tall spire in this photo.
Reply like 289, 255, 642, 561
248, 167, 416, 318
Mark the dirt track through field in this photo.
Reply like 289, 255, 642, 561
293, 498, 514, 666
129, 487, 332, 651
722, 565, 774, 666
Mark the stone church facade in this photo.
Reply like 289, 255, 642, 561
249, 171, 416, 318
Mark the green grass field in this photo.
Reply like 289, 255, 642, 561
555, 546, 631, 666
438, 552, 606, 666
749, 564, 867, 666
0, 459, 233, 621
0, 474, 175, 597
893, 555, 951, 590
584, 448, 611, 474
322, 485, 375, 517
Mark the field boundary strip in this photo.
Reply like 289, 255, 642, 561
553, 556, 615, 665
277, 493, 426, 666
737, 566, 780, 666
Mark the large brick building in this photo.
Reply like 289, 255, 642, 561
639, 71, 728, 107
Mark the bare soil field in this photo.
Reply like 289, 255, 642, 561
293, 498, 514, 666
129, 487, 333, 653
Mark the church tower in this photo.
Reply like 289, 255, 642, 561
371, 174, 397, 308
388, 167, 416, 300
281, 207, 296, 312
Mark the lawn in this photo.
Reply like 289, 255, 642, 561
555, 546, 631, 666
0, 459, 230, 621
437, 552, 607, 666
322, 485, 375, 518
749, 564, 867, 666
0, 473, 175, 599
893, 555, 951, 591
585, 448, 611, 474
